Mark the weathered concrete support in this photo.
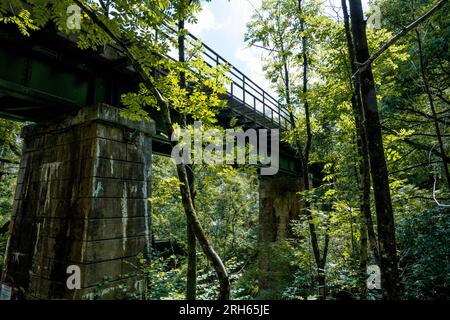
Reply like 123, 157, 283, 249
1, 104, 155, 299
258, 173, 302, 299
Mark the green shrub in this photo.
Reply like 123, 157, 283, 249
398, 206, 450, 300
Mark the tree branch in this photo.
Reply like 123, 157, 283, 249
353, 0, 448, 78
0, 157, 19, 165
72, 0, 230, 299
382, 125, 450, 161
251, 43, 280, 54
8, 142, 21, 157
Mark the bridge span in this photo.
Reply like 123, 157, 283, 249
0, 24, 302, 299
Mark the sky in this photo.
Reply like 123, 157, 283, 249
187, 0, 370, 96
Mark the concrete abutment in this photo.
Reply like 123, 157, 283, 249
1, 103, 302, 299
1, 104, 155, 299
258, 173, 302, 299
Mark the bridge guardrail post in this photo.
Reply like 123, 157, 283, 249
253, 96, 257, 128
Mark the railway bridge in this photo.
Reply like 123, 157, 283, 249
0, 24, 302, 299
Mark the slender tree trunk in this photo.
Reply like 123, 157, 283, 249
411, 1, 450, 189
73, 0, 230, 300
278, 11, 323, 298
280, 8, 329, 298
169, 15, 229, 302
283, 60, 291, 107
177, 13, 197, 301
173, 158, 230, 300
160, 84, 229, 299
317, 269, 326, 298
341, 0, 379, 266
348, 0, 401, 300
284, 16, 327, 297
358, 212, 369, 298
295, 0, 329, 300
185, 168, 197, 299
318, 231, 330, 299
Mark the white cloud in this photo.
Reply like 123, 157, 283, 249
231, 0, 276, 96
187, 0, 276, 96
234, 46, 273, 94
187, 6, 230, 36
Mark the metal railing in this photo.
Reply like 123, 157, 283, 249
187, 33, 291, 130
160, 27, 292, 131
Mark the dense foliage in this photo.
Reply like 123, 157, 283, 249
0, 119, 22, 275
0, 0, 448, 300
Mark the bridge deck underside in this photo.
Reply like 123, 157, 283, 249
0, 26, 300, 174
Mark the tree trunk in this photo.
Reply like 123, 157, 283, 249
186, 222, 197, 299
341, 0, 379, 266
412, 1, 450, 189
174, 161, 230, 300
178, 14, 198, 301
72, 0, 230, 300
348, 0, 401, 300
280, 6, 328, 299
317, 269, 326, 299
185, 165, 197, 300
161, 92, 229, 299
295, 0, 329, 299
358, 215, 369, 298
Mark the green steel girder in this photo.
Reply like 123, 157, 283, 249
0, 25, 300, 175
